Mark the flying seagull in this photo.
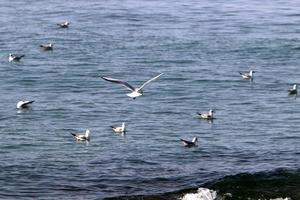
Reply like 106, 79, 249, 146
101, 73, 163, 99
111, 122, 126, 134
16, 100, 34, 109
57, 21, 70, 28
70, 129, 90, 141
180, 137, 198, 147
197, 109, 215, 120
9, 53, 25, 62
239, 70, 255, 80
40, 43, 53, 51
288, 84, 297, 95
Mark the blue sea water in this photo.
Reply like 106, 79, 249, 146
1, 0, 300, 199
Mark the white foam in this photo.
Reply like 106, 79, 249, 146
181, 188, 217, 200
180, 188, 291, 200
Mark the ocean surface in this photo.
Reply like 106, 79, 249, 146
1, 0, 300, 199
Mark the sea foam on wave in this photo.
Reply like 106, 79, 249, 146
180, 187, 291, 200
181, 188, 217, 200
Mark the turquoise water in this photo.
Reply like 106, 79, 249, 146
1, 0, 300, 199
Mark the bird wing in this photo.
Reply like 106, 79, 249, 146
70, 133, 77, 137
101, 77, 135, 92
138, 73, 163, 90
180, 138, 192, 145
78, 135, 86, 140
23, 101, 34, 106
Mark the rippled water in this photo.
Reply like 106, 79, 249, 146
1, 0, 300, 199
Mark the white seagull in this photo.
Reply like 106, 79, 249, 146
9, 53, 25, 62
111, 122, 126, 134
70, 129, 90, 141
197, 109, 215, 120
40, 43, 53, 51
101, 73, 163, 99
180, 137, 198, 147
57, 21, 70, 28
288, 84, 297, 95
239, 70, 255, 80
17, 100, 34, 109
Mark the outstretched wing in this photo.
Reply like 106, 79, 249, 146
23, 101, 34, 106
180, 138, 193, 145
17, 55, 25, 59
70, 133, 77, 137
101, 77, 135, 92
138, 73, 163, 90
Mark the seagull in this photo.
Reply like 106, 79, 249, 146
288, 84, 297, 95
9, 53, 25, 62
16, 100, 34, 109
180, 137, 198, 147
111, 122, 126, 134
57, 21, 70, 28
197, 109, 215, 120
239, 70, 255, 80
40, 43, 53, 51
70, 129, 90, 141
101, 73, 163, 99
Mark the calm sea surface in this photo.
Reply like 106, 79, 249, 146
1, 0, 300, 199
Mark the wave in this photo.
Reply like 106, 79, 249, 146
105, 168, 299, 200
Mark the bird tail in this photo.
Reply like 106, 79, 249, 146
110, 126, 115, 129
239, 72, 243, 75
197, 112, 202, 116
20, 55, 25, 58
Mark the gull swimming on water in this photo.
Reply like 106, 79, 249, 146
101, 73, 163, 99
17, 100, 34, 109
180, 137, 198, 147
70, 129, 90, 141
111, 122, 126, 134
40, 43, 53, 51
239, 70, 255, 80
57, 21, 70, 28
288, 84, 297, 95
197, 109, 215, 120
9, 53, 24, 62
